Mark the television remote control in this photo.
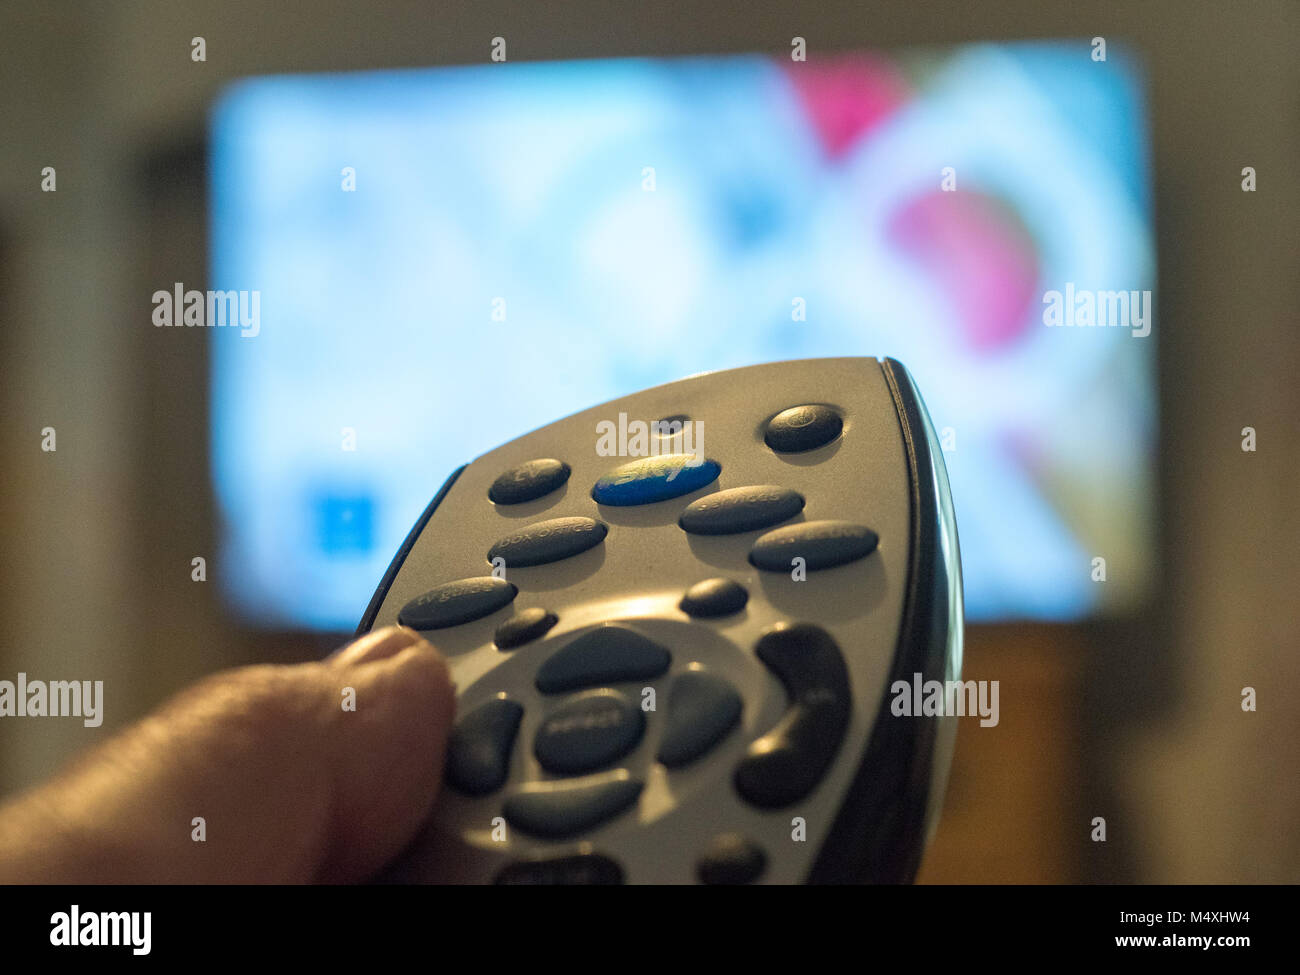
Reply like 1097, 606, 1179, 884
358, 357, 963, 884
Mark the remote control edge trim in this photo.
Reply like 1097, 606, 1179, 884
355, 464, 468, 637
806, 357, 963, 884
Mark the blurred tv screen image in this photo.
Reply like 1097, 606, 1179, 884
209, 42, 1154, 630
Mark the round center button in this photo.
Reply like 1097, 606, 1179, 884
764, 405, 843, 453
534, 690, 646, 775
653, 415, 690, 436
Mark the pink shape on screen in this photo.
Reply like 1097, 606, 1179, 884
779, 55, 910, 159
887, 190, 1039, 353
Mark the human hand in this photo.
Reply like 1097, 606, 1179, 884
0, 626, 453, 883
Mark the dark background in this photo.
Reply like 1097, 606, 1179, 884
0, 1, 1296, 882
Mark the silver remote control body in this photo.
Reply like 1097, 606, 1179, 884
359, 357, 963, 883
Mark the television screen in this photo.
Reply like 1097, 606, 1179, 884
209, 43, 1154, 629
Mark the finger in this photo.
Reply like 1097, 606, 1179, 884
327, 625, 423, 667
317, 640, 455, 882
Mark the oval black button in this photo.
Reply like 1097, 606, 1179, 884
446, 696, 524, 796
495, 608, 558, 650
749, 520, 879, 571
534, 690, 645, 775
495, 853, 624, 885
658, 670, 743, 767
679, 485, 804, 535
764, 404, 843, 453
536, 625, 671, 694
502, 771, 643, 839
398, 577, 518, 629
679, 578, 748, 618
696, 834, 767, 884
488, 458, 571, 505
488, 516, 607, 568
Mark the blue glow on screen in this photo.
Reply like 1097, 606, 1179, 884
210, 44, 1154, 629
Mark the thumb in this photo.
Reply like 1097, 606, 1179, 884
0, 626, 454, 884
317, 626, 457, 881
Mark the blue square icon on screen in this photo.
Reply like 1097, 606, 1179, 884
315, 493, 375, 554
